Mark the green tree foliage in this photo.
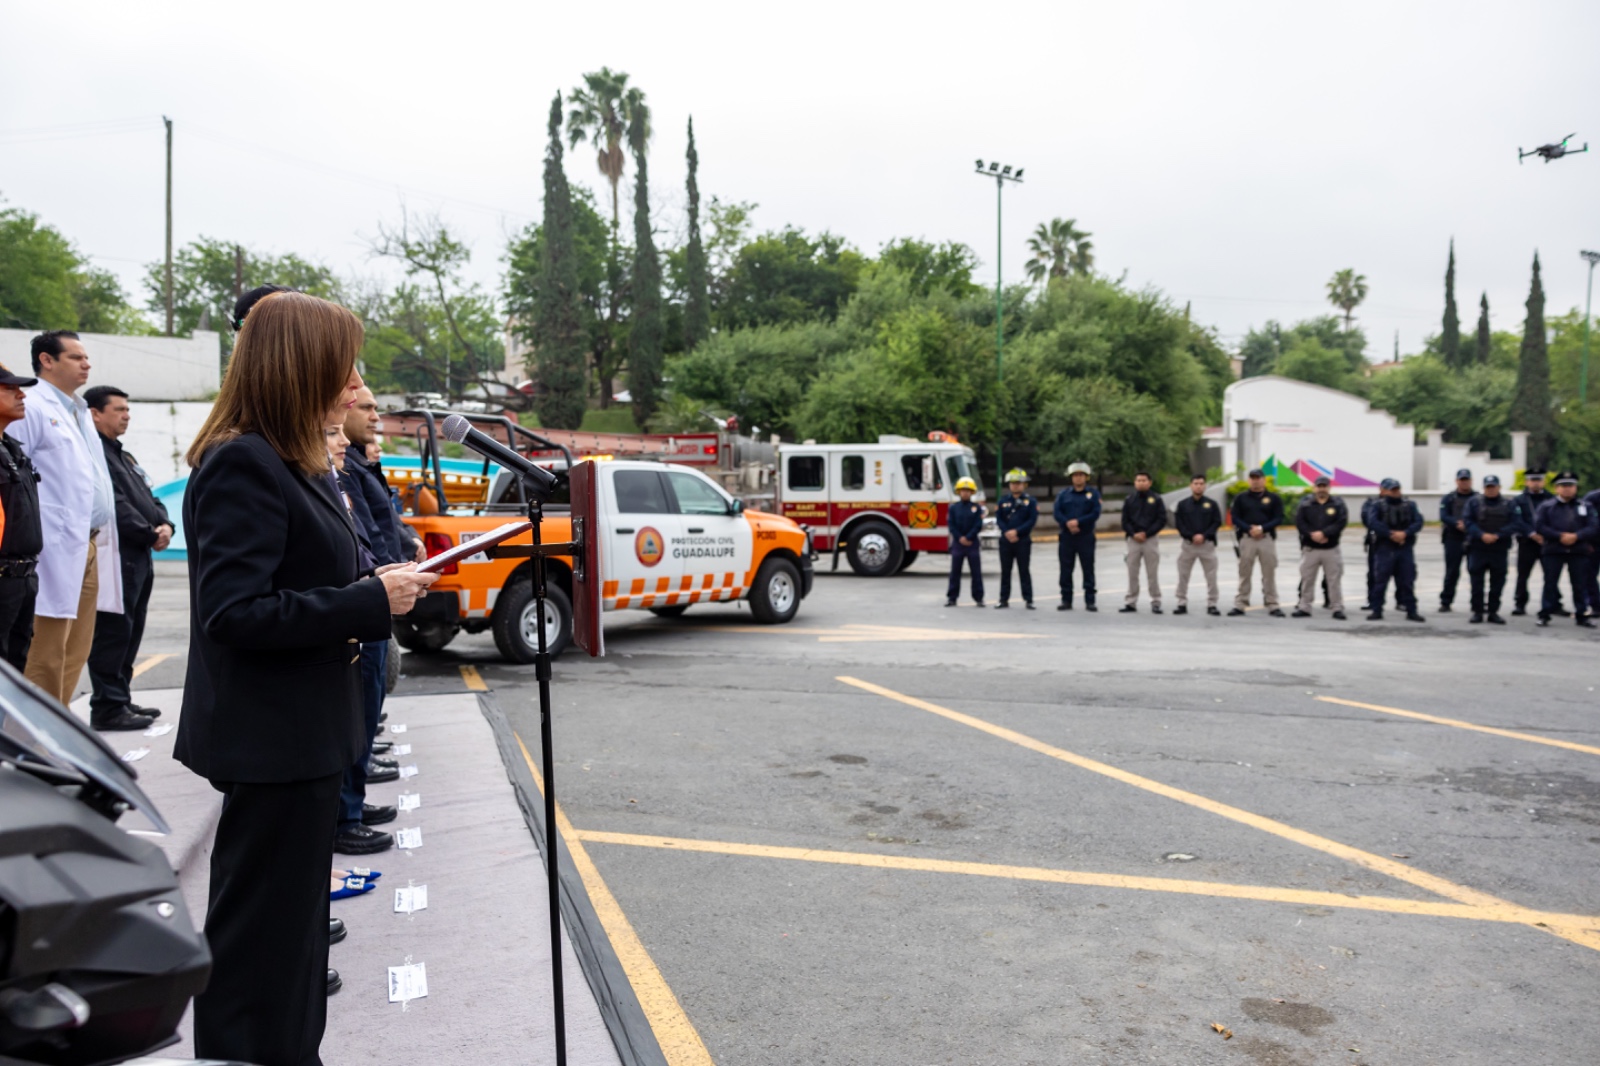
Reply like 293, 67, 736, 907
0, 202, 147, 334
682, 117, 710, 353
1441, 240, 1462, 369
1239, 316, 1367, 383
1275, 338, 1357, 389
1366, 354, 1517, 456
143, 236, 340, 355
663, 319, 848, 437
1325, 268, 1368, 332
525, 93, 587, 429
1474, 292, 1491, 366
1023, 218, 1093, 284
1509, 253, 1555, 468
874, 239, 979, 298
627, 102, 663, 425
720, 227, 865, 328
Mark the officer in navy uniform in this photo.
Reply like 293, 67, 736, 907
1583, 484, 1600, 619
1533, 471, 1597, 627
1054, 461, 1102, 611
993, 468, 1037, 609
1462, 474, 1527, 624
945, 477, 985, 607
1512, 470, 1558, 616
1437, 469, 1476, 613
0, 363, 43, 671
1365, 478, 1425, 622
1359, 495, 1379, 610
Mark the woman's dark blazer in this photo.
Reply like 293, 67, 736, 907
175, 432, 393, 784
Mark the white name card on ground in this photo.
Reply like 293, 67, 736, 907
142, 722, 174, 737
395, 885, 428, 913
397, 793, 421, 812
394, 744, 412, 756
387, 961, 428, 1004
398, 765, 419, 779
121, 748, 150, 763
395, 827, 423, 849
390, 724, 407, 734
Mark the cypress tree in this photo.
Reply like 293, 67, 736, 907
628, 103, 663, 425
682, 116, 710, 353
1509, 253, 1555, 469
1441, 239, 1461, 368
1474, 292, 1491, 365
533, 93, 587, 429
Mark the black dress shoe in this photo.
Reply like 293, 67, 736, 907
1291, 609, 1311, 618
1057, 602, 1072, 611
375, 723, 386, 736
1510, 608, 1527, 617
973, 600, 985, 607
327, 969, 342, 996
1173, 605, 1188, 615
1332, 611, 1347, 620
1579, 617, 1597, 629
1437, 604, 1452, 613
1367, 611, 1383, 621
1268, 608, 1286, 618
1151, 604, 1162, 615
365, 763, 399, 784
1025, 602, 1036, 610
334, 824, 394, 855
362, 803, 397, 826
129, 703, 162, 719
379, 711, 388, 723
92, 709, 154, 731
1085, 604, 1098, 612
370, 755, 398, 769
1553, 607, 1572, 617
944, 599, 958, 607
1487, 613, 1506, 624
1119, 605, 1137, 614
995, 601, 1009, 609
1470, 612, 1484, 623
330, 918, 347, 945
1537, 614, 1551, 627
371, 740, 394, 754
1406, 611, 1426, 622
1207, 606, 1221, 616
1227, 608, 1246, 616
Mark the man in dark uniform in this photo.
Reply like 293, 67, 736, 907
1534, 472, 1597, 627
1054, 462, 1101, 611
1293, 475, 1348, 619
0, 363, 42, 672
1119, 472, 1167, 613
945, 477, 985, 607
1462, 474, 1525, 624
1227, 468, 1285, 617
1512, 470, 1558, 616
1582, 484, 1600, 616
1437, 469, 1476, 613
1172, 474, 1221, 615
1359, 495, 1380, 610
993, 468, 1037, 609
1365, 478, 1425, 621
84, 386, 172, 730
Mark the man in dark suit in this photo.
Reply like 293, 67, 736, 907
84, 386, 172, 730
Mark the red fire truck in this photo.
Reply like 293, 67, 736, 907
776, 434, 984, 576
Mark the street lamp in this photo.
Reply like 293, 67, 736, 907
1582, 250, 1599, 404
972, 158, 1024, 489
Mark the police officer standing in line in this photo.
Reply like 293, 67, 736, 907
1533, 472, 1596, 627
1172, 474, 1221, 615
1293, 475, 1348, 619
993, 468, 1037, 609
1365, 478, 1425, 622
1227, 468, 1285, 617
945, 477, 985, 607
1512, 469, 1558, 616
1119, 471, 1166, 613
1582, 483, 1600, 618
0, 363, 42, 672
1054, 462, 1101, 611
1437, 469, 1476, 613
1359, 495, 1380, 611
1462, 474, 1525, 625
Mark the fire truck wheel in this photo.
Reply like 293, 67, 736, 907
392, 618, 456, 654
897, 550, 920, 572
845, 521, 904, 577
749, 556, 802, 624
649, 605, 690, 618
492, 579, 573, 663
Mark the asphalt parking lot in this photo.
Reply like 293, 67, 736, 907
139, 539, 1600, 1065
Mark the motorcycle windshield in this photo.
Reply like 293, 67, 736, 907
0, 659, 170, 835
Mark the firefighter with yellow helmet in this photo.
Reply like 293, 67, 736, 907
945, 475, 986, 607
994, 468, 1038, 608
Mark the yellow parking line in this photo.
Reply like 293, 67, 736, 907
131, 653, 172, 678
515, 735, 714, 1066
573, 829, 1600, 932
1316, 696, 1600, 757
836, 676, 1600, 953
459, 665, 487, 691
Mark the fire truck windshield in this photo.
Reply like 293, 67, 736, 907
944, 454, 982, 495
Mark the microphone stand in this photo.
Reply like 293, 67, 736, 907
528, 492, 566, 1066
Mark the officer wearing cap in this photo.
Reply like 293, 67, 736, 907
1293, 475, 1348, 619
993, 468, 1037, 609
1365, 478, 1425, 622
1054, 462, 1101, 611
1512, 469, 1558, 616
1437, 469, 1477, 613
1227, 468, 1285, 617
1172, 474, 1221, 615
1462, 474, 1526, 624
0, 363, 43, 671
1533, 471, 1597, 627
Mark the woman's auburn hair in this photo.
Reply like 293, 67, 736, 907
186, 291, 362, 474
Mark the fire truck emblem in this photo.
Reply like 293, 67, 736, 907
908, 502, 937, 529
635, 527, 665, 567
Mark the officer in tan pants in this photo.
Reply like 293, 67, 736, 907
1227, 468, 1286, 617
1172, 474, 1222, 614
1119, 472, 1167, 613
1292, 475, 1349, 619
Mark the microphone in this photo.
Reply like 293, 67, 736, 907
439, 414, 560, 498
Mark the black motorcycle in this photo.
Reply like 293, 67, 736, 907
0, 660, 231, 1066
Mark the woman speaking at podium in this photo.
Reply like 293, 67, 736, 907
175, 289, 436, 1066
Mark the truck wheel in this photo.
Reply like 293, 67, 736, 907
492, 579, 572, 663
392, 618, 456, 654
845, 521, 904, 577
649, 605, 690, 618
897, 550, 920, 572
749, 556, 802, 624
385, 637, 402, 694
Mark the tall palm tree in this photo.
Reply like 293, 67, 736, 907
1325, 268, 1369, 332
1023, 218, 1093, 285
566, 68, 646, 234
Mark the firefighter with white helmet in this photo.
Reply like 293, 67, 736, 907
945, 476, 985, 607
1054, 461, 1102, 611
994, 467, 1038, 609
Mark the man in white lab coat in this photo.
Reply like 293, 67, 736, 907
7, 332, 122, 710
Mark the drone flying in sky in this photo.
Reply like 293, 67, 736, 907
1519, 134, 1588, 164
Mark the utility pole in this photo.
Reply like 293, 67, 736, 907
972, 159, 1023, 491
1582, 250, 1599, 404
164, 116, 174, 336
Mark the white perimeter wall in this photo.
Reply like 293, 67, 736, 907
1221, 376, 1420, 490
0, 329, 221, 401
121, 402, 214, 485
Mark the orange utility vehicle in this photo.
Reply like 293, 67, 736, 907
380, 411, 813, 661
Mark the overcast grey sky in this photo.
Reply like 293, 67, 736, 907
3, 1, 1598, 358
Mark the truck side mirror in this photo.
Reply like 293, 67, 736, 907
730, 498, 745, 516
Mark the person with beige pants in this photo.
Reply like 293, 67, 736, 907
1292, 475, 1349, 618
1172, 474, 1223, 614
1119, 472, 1168, 613
1227, 469, 1286, 617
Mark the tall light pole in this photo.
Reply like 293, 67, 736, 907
163, 116, 174, 336
973, 159, 1023, 491
1582, 250, 1599, 404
